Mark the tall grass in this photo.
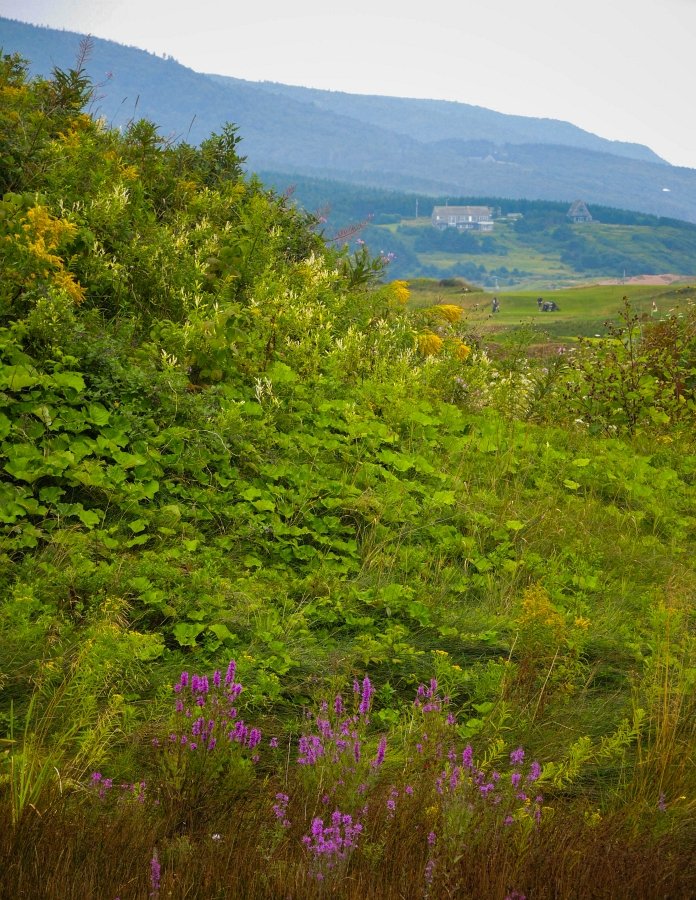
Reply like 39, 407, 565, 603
2, 662, 695, 899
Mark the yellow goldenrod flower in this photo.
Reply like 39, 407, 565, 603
431, 304, 463, 323
52, 268, 85, 304
418, 332, 444, 356
390, 280, 410, 303
453, 340, 471, 360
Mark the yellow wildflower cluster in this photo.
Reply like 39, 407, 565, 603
52, 268, 86, 304
22, 206, 84, 304
119, 164, 140, 182
452, 339, 471, 361
431, 303, 463, 323
418, 332, 444, 356
390, 280, 410, 304
520, 583, 565, 635
24, 206, 77, 260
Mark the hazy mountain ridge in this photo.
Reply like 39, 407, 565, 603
211, 76, 666, 165
2, 16, 695, 222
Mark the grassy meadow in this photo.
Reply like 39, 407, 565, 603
408, 279, 696, 342
1, 53, 696, 899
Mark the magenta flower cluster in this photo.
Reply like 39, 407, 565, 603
168, 661, 262, 758
297, 676, 386, 777
302, 809, 364, 873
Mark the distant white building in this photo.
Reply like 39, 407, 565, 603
431, 205, 495, 231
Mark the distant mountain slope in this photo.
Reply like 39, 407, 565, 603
2, 16, 696, 223
212, 77, 666, 166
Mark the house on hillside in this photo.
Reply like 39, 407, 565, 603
567, 200, 593, 223
431, 205, 495, 231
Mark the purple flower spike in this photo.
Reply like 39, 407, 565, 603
462, 745, 473, 769
371, 735, 387, 769
225, 660, 236, 685
527, 761, 541, 782
510, 747, 525, 766
150, 851, 161, 893
359, 676, 374, 716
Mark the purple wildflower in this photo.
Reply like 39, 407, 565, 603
150, 851, 161, 894
424, 857, 436, 885
372, 735, 387, 769
359, 676, 374, 716
510, 747, 525, 766
298, 733, 324, 765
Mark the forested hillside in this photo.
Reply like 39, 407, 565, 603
1, 51, 695, 899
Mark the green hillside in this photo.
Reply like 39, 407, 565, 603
260, 173, 696, 288
1, 52, 696, 899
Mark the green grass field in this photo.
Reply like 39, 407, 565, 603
407, 279, 696, 342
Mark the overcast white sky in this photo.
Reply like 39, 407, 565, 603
2, 0, 696, 168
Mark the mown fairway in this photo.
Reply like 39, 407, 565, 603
408, 279, 696, 341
